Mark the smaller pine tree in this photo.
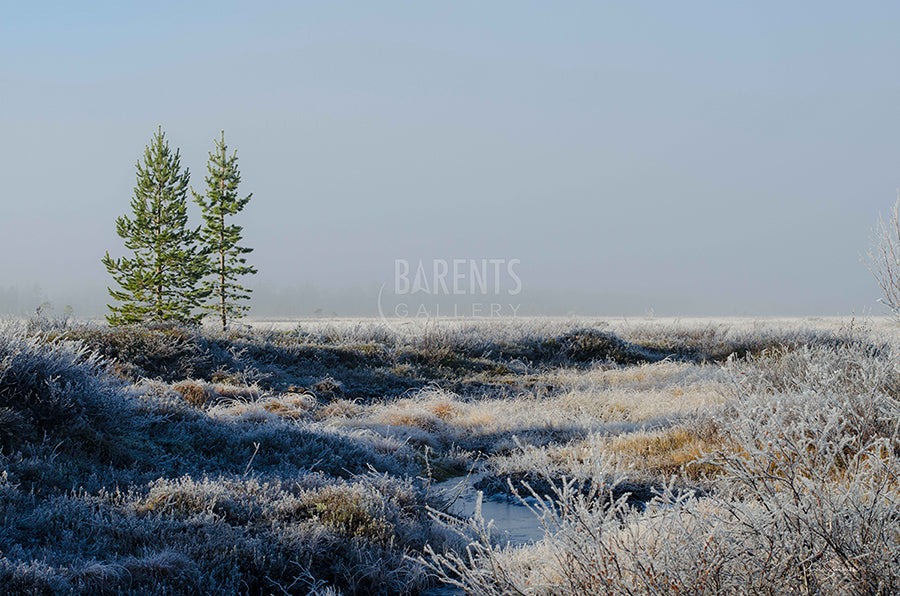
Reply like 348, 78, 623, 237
194, 131, 256, 330
102, 128, 208, 326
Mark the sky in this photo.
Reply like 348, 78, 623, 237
1, 1, 899, 317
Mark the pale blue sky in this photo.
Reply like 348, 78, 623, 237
2, 1, 899, 315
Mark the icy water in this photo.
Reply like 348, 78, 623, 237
422, 474, 546, 595
421, 474, 662, 594
431, 473, 546, 545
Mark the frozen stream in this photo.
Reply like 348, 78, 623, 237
422, 473, 662, 594
421, 473, 546, 595
430, 473, 546, 546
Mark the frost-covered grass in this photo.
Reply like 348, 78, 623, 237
0, 321, 450, 595
2, 315, 898, 594
424, 322, 900, 595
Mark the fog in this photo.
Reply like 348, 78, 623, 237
2, 2, 898, 318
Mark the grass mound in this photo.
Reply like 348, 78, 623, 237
0, 323, 450, 594
0, 328, 126, 450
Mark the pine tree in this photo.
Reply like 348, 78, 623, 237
194, 131, 256, 331
102, 128, 208, 326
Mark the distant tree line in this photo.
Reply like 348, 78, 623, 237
0, 286, 55, 317
103, 128, 256, 330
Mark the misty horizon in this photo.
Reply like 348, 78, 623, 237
2, 2, 898, 320
0, 278, 879, 320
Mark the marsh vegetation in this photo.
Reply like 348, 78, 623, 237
1, 316, 898, 594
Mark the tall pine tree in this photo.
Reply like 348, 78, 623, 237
194, 132, 256, 330
102, 128, 208, 326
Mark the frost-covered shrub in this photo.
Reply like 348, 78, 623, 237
63, 323, 227, 382
616, 321, 842, 362
425, 341, 900, 595
0, 325, 127, 448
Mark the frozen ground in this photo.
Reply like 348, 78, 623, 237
2, 314, 899, 594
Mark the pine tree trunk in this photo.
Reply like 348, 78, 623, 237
220, 211, 226, 331
220, 250, 226, 331
155, 194, 163, 320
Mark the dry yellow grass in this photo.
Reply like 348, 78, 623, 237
315, 398, 363, 420
261, 392, 316, 420
609, 426, 722, 478
172, 380, 213, 406
429, 399, 458, 421
378, 410, 442, 431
